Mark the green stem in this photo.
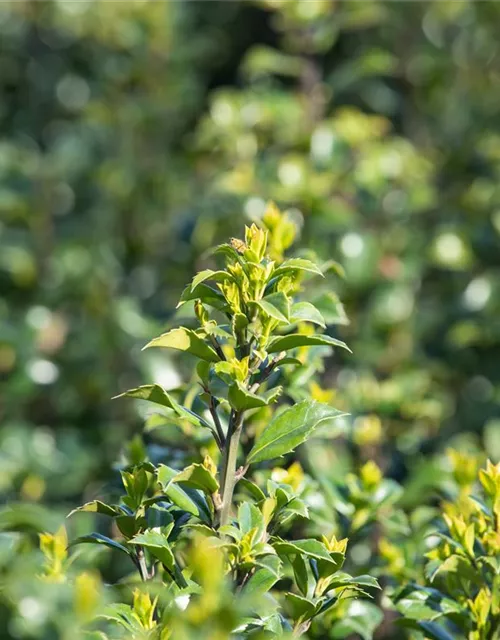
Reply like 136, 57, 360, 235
136, 546, 149, 581
292, 620, 311, 637
209, 395, 226, 448
218, 411, 244, 529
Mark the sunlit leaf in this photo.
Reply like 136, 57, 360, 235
143, 327, 220, 362
256, 292, 291, 323
273, 258, 324, 278
68, 501, 123, 519
129, 528, 175, 570
247, 400, 347, 464
290, 302, 326, 328
267, 333, 351, 354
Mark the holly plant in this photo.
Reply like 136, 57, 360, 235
68, 204, 380, 638
394, 459, 500, 640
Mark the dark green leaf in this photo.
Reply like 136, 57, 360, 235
157, 465, 211, 523
397, 620, 456, 640
69, 533, 130, 556
129, 528, 175, 570
177, 282, 227, 310
115, 515, 144, 539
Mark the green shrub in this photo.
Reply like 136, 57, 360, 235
394, 458, 500, 640
63, 205, 380, 638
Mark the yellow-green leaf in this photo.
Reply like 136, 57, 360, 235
247, 400, 346, 464
143, 328, 220, 362
267, 333, 351, 354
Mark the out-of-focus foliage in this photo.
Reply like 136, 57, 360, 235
60, 212, 381, 639
395, 459, 500, 639
1, 0, 500, 638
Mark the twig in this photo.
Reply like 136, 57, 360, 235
136, 547, 150, 581
218, 411, 244, 528
234, 465, 249, 482
250, 357, 280, 393
209, 395, 226, 448
210, 335, 226, 361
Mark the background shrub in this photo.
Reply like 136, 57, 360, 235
1, 2, 499, 638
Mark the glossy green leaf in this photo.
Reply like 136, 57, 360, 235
247, 400, 346, 464
190, 269, 233, 291
172, 463, 219, 494
237, 478, 267, 502
290, 302, 326, 328
285, 593, 319, 622
143, 327, 220, 362
67, 500, 122, 519
113, 384, 213, 432
273, 258, 324, 278
351, 574, 381, 590
228, 382, 268, 411
273, 538, 336, 564
121, 468, 149, 511
177, 282, 227, 309
267, 333, 351, 354
282, 497, 309, 520
243, 556, 282, 598
157, 465, 212, 523
115, 515, 144, 539
292, 553, 309, 597
243, 566, 279, 598
69, 533, 130, 556
129, 528, 175, 570
397, 620, 457, 640
238, 502, 265, 538
428, 554, 481, 585
256, 292, 290, 323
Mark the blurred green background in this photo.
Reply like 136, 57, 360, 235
1, 0, 500, 636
